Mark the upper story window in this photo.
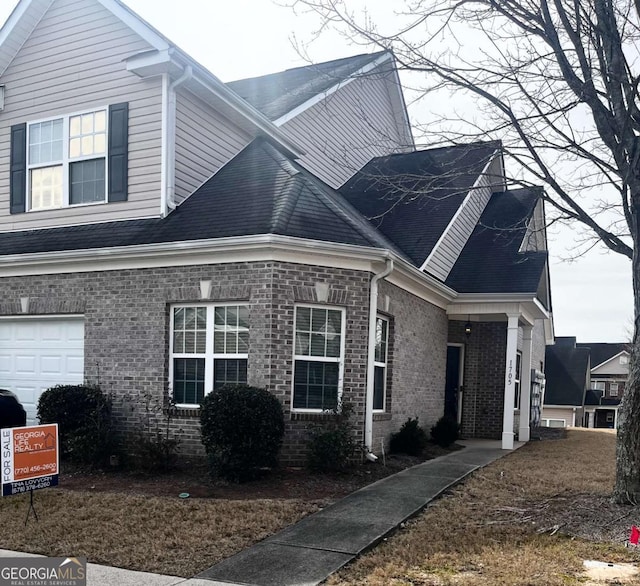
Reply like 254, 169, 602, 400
10, 103, 129, 215
592, 380, 606, 392
28, 109, 107, 210
609, 383, 619, 397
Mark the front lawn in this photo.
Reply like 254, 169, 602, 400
329, 429, 640, 586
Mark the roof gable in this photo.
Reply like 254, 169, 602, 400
445, 188, 547, 294
576, 342, 630, 371
339, 141, 500, 267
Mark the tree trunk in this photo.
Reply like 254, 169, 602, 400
614, 201, 640, 504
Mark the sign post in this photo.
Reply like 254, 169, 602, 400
1, 424, 59, 522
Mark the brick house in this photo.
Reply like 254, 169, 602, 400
0, 0, 553, 463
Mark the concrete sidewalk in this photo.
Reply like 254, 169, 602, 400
197, 439, 519, 586
0, 439, 519, 586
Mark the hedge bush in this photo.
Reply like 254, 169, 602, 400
307, 403, 357, 473
389, 417, 428, 456
430, 415, 460, 447
37, 384, 115, 466
200, 384, 284, 482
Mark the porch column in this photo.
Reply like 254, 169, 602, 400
518, 325, 533, 442
502, 314, 519, 450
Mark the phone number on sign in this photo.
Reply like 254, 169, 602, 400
15, 463, 57, 475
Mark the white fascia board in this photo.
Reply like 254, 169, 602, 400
96, 0, 170, 51
0, 235, 456, 307
127, 49, 304, 159
389, 64, 415, 150
273, 52, 394, 127
420, 152, 498, 273
543, 404, 581, 409
0, 0, 53, 77
591, 350, 630, 372
189, 68, 304, 159
447, 295, 550, 323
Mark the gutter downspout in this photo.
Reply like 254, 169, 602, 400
166, 65, 193, 212
365, 256, 394, 454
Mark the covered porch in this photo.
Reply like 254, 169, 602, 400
446, 295, 552, 450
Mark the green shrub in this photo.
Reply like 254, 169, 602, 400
37, 384, 115, 466
430, 415, 460, 447
390, 417, 428, 456
200, 384, 284, 482
307, 403, 357, 473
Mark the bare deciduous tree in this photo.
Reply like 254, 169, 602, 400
292, 0, 640, 503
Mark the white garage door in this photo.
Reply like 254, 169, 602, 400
0, 317, 84, 425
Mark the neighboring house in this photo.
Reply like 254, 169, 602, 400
578, 342, 630, 429
541, 337, 590, 428
0, 0, 553, 464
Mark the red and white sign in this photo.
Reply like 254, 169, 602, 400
1, 424, 59, 496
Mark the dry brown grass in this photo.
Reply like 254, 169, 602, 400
0, 490, 319, 577
329, 429, 640, 586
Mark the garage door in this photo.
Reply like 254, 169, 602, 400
0, 317, 84, 425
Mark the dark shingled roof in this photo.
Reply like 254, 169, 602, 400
0, 139, 402, 257
576, 342, 630, 369
544, 338, 591, 406
227, 52, 387, 120
445, 188, 547, 294
339, 141, 501, 267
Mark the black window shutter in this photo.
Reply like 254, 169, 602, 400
108, 102, 129, 202
10, 123, 27, 214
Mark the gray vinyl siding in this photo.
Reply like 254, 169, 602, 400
0, 0, 163, 232
425, 173, 495, 281
174, 89, 252, 204
522, 200, 546, 252
0, 0, 52, 76
280, 64, 405, 188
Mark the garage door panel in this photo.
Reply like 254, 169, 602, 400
0, 318, 85, 425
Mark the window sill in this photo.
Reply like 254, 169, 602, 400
169, 406, 201, 418
373, 412, 392, 421
291, 412, 340, 422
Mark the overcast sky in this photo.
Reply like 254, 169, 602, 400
0, 0, 633, 343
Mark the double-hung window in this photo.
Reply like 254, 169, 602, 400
293, 305, 344, 411
592, 380, 605, 392
609, 382, 619, 397
170, 304, 248, 406
28, 108, 108, 210
373, 316, 389, 411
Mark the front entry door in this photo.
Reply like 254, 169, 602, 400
445, 345, 463, 422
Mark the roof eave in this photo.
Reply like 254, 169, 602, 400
126, 49, 304, 159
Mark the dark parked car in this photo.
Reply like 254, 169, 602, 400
0, 389, 27, 429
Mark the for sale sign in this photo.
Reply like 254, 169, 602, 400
1, 424, 59, 496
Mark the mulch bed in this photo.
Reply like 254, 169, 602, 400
58, 441, 461, 501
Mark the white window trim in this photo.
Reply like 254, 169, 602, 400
169, 302, 248, 408
26, 105, 110, 212
541, 418, 566, 428
609, 382, 619, 396
291, 304, 346, 413
592, 380, 606, 391
373, 314, 389, 413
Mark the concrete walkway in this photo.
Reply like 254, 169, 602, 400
0, 439, 520, 586
197, 439, 519, 586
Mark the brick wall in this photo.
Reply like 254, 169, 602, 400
449, 320, 507, 439
372, 280, 448, 452
0, 261, 453, 464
